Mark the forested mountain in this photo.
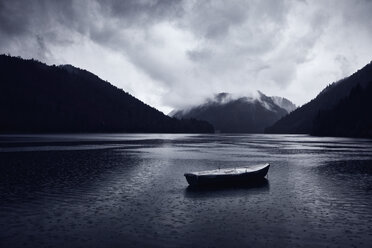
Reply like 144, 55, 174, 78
311, 81, 372, 138
266, 61, 372, 134
170, 92, 296, 133
0, 55, 213, 133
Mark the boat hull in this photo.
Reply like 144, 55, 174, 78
184, 164, 270, 187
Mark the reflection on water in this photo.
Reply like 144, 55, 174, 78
184, 178, 270, 199
0, 134, 371, 248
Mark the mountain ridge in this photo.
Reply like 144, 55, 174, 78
266, 60, 372, 134
0, 54, 214, 133
171, 91, 296, 133
311, 81, 372, 138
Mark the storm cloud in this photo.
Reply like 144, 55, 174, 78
1, 0, 372, 113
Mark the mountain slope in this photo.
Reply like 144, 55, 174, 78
311, 81, 372, 138
271, 96, 297, 113
266, 61, 372, 134
0, 55, 214, 133
170, 92, 295, 133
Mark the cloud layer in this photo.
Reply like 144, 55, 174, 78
1, 0, 372, 113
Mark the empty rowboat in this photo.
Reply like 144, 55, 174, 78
184, 163, 270, 187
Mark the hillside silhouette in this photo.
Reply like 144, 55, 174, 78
0, 55, 214, 133
311, 81, 372, 138
266, 61, 372, 135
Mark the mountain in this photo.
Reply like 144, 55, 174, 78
170, 91, 296, 133
311, 81, 372, 138
0, 55, 214, 133
271, 96, 297, 113
266, 61, 372, 134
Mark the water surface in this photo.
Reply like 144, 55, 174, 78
0, 134, 371, 247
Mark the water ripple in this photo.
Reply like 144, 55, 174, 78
0, 134, 371, 247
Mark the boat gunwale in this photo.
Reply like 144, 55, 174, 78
184, 163, 270, 177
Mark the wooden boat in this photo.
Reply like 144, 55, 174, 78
184, 163, 270, 186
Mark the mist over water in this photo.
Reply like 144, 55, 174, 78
0, 134, 371, 247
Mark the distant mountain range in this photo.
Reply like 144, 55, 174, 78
3, 54, 371, 137
170, 91, 296, 133
266, 60, 372, 138
0, 55, 214, 133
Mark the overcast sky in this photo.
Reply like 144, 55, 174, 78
1, 0, 372, 113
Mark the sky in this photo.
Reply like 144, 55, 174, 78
1, 0, 372, 114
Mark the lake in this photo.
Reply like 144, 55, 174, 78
0, 134, 371, 247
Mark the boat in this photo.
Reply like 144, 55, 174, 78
184, 163, 270, 186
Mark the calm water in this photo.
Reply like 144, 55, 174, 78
0, 134, 371, 248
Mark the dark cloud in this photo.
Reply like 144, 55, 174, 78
0, 0, 29, 35
101, 0, 184, 22
0, 0, 372, 112
187, 48, 213, 62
